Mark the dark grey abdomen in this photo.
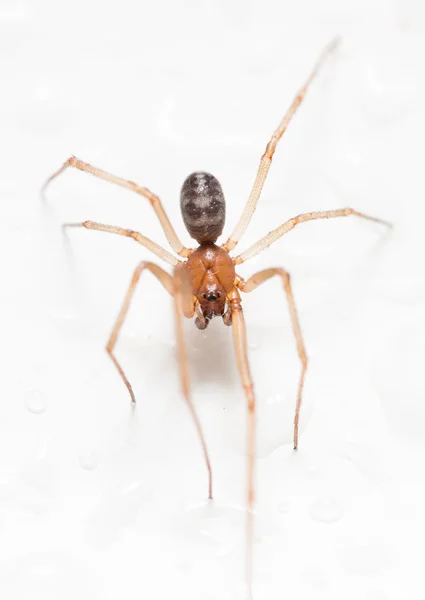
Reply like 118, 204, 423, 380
180, 172, 226, 243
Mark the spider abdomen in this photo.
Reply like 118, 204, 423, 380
180, 172, 226, 243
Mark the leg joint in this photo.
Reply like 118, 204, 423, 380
229, 298, 243, 312
243, 384, 255, 412
132, 261, 149, 282
276, 268, 290, 288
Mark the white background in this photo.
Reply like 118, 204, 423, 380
1, 1, 425, 599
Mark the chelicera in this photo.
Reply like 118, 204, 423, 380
42, 38, 390, 592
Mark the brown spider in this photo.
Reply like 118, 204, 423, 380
42, 38, 390, 590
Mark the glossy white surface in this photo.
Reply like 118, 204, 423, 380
1, 1, 425, 598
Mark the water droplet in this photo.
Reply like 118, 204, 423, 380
256, 392, 293, 456
368, 593, 388, 600
186, 502, 245, 557
301, 566, 328, 590
306, 465, 323, 480
200, 515, 235, 556
177, 560, 192, 574
248, 338, 260, 350
79, 448, 99, 471
33, 82, 51, 102
266, 393, 284, 405
309, 495, 344, 523
235, 582, 250, 600
371, 320, 425, 441
25, 390, 48, 415
277, 500, 290, 514
341, 544, 391, 575
0, 3, 29, 21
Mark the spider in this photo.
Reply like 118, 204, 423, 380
42, 38, 390, 590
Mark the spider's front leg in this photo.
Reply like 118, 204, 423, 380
237, 269, 308, 450
227, 287, 257, 590
87, 257, 213, 499
106, 261, 174, 403
173, 265, 213, 499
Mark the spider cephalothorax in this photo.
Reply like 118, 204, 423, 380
184, 242, 235, 328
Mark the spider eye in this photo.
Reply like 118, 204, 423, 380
202, 291, 221, 302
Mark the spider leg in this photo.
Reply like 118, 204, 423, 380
227, 287, 256, 591
224, 37, 340, 252
42, 155, 192, 258
106, 261, 174, 404
237, 269, 307, 449
107, 260, 213, 498
173, 265, 213, 499
233, 208, 392, 265
63, 220, 180, 267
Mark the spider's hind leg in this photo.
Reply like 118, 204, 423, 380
42, 155, 191, 258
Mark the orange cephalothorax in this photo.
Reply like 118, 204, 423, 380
184, 243, 235, 327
